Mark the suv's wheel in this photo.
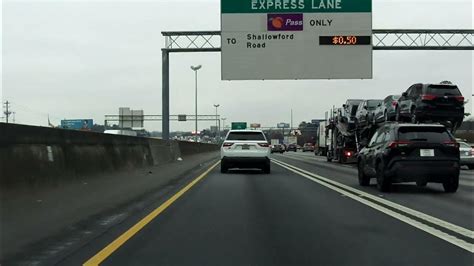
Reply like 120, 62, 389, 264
358, 160, 370, 186
395, 108, 401, 122
443, 175, 459, 193
262, 162, 271, 174
220, 161, 228, 173
376, 162, 391, 192
410, 108, 418, 124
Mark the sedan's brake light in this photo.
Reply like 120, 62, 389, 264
388, 141, 411, 149
223, 142, 234, 147
443, 141, 460, 148
421, 94, 437, 101
258, 143, 270, 147
344, 151, 353, 157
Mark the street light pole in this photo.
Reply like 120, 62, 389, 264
214, 104, 220, 140
191, 65, 202, 142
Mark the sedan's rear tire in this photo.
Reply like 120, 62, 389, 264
443, 175, 459, 193
376, 162, 391, 192
358, 160, 370, 186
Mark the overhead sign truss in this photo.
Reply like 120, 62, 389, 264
163, 30, 473, 51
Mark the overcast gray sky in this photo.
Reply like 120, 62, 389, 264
1, 0, 473, 131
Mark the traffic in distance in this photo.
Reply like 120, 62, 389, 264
255, 81, 471, 193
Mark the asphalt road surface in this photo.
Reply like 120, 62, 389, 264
61, 152, 473, 265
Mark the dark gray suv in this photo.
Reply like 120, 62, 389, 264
396, 83, 465, 130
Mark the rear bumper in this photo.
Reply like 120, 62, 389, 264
387, 160, 460, 183
222, 157, 270, 168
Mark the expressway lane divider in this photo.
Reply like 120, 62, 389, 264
271, 159, 474, 253
83, 161, 220, 266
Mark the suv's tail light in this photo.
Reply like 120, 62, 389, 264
223, 142, 234, 147
388, 141, 411, 149
421, 94, 437, 101
454, 96, 465, 102
443, 141, 460, 148
392, 101, 398, 107
344, 150, 353, 157
258, 143, 270, 148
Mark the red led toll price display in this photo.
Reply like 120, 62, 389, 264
319, 36, 372, 46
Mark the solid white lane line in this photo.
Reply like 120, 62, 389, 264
272, 158, 474, 241
272, 160, 474, 253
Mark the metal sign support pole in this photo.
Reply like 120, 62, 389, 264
162, 50, 170, 140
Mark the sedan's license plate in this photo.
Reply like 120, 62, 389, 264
242, 145, 250, 150
420, 149, 435, 157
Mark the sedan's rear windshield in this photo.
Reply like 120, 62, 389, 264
427, 85, 461, 96
398, 127, 452, 142
227, 132, 266, 141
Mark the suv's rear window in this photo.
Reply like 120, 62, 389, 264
227, 132, 266, 141
427, 85, 461, 96
398, 127, 452, 142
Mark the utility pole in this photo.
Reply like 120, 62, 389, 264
3, 101, 12, 123
291, 109, 293, 131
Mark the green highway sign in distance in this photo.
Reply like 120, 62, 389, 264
222, 0, 372, 13
231, 122, 248, 130
221, 0, 373, 80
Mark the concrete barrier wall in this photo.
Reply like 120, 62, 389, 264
0, 123, 218, 187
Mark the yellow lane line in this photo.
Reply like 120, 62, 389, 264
83, 161, 220, 266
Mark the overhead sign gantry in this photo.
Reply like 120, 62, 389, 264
221, 0, 373, 80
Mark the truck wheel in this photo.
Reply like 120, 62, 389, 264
358, 160, 370, 186
376, 162, 391, 192
443, 175, 459, 193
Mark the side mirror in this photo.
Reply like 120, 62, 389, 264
378, 103, 382, 107
402, 92, 408, 97
342, 104, 347, 108
364, 106, 368, 110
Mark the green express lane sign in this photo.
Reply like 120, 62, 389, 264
221, 0, 373, 80
231, 122, 248, 130
222, 0, 371, 13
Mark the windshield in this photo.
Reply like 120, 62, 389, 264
226, 132, 266, 141
398, 127, 452, 142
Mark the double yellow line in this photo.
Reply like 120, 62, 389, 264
84, 161, 220, 265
